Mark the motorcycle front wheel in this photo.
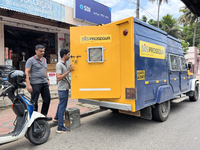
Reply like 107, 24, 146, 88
27, 119, 50, 145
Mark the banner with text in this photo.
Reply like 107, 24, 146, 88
74, 0, 111, 24
0, 0, 65, 22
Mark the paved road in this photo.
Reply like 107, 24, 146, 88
1, 99, 200, 150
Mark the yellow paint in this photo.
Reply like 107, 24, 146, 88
183, 77, 185, 79
70, 17, 136, 112
174, 78, 176, 80
156, 80, 159, 83
140, 41, 165, 59
137, 70, 145, 80
188, 77, 190, 79
164, 80, 166, 82
80, 35, 112, 43
145, 81, 149, 84
188, 70, 193, 76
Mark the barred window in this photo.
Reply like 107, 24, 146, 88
169, 54, 180, 71
180, 57, 187, 71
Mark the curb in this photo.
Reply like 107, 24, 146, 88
49, 108, 104, 128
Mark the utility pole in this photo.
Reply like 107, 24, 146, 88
136, 0, 140, 19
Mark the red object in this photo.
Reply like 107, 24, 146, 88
49, 73, 56, 76
9, 50, 12, 59
4, 47, 8, 59
59, 38, 65, 41
123, 29, 128, 36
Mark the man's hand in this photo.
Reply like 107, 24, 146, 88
27, 84, 33, 93
48, 80, 50, 86
69, 64, 74, 72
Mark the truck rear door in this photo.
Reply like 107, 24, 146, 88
70, 26, 121, 99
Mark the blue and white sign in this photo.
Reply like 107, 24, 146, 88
74, 0, 111, 24
0, 0, 65, 22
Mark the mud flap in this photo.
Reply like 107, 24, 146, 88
140, 106, 152, 120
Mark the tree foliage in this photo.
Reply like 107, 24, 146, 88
141, 15, 148, 23
179, 39, 189, 54
148, 14, 182, 39
178, 6, 199, 46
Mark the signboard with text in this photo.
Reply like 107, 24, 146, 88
74, 0, 111, 24
0, 0, 65, 22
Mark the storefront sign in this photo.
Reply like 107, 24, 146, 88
0, 0, 65, 22
74, 0, 111, 24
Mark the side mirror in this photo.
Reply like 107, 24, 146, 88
188, 62, 193, 70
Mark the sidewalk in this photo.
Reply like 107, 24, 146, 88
0, 98, 100, 136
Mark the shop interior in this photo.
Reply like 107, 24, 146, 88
4, 25, 57, 71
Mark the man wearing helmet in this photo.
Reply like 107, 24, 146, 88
25, 44, 51, 120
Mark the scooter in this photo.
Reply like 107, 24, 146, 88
0, 70, 51, 145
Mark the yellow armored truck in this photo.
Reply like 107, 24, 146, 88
70, 17, 199, 122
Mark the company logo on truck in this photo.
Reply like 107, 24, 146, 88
80, 35, 112, 43
140, 41, 165, 59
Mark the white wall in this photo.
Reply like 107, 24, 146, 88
0, 22, 4, 65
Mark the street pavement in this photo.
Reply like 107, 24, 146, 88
0, 98, 99, 135
0, 98, 200, 150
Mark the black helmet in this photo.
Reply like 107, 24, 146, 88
7, 70, 26, 88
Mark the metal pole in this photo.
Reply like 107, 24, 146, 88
136, 0, 140, 19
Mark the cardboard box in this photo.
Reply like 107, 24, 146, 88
47, 64, 56, 70
47, 64, 56, 72
50, 54, 57, 64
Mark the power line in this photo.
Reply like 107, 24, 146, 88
122, 0, 157, 20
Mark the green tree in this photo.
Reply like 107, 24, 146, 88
148, 19, 162, 28
181, 24, 200, 47
161, 14, 182, 38
148, 14, 182, 39
149, 0, 168, 28
141, 15, 148, 23
178, 6, 199, 46
180, 39, 189, 54
197, 43, 200, 51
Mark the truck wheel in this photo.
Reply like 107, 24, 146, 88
110, 108, 119, 113
152, 101, 170, 122
189, 84, 199, 102
27, 119, 50, 145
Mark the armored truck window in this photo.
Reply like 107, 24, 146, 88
180, 57, 187, 71
169, 54, 180, 71
87, 46, 105, 63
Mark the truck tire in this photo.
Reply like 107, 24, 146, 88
189, 84, 199, 102
152, 101, 170, 122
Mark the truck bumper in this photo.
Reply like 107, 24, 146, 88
78, 99, 132, 111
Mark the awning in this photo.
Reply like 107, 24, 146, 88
181, 0, 200, 16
